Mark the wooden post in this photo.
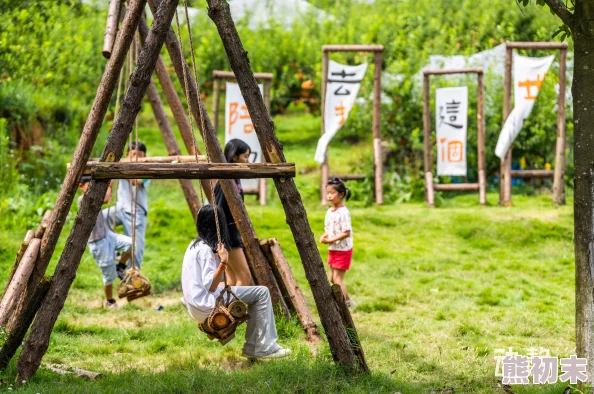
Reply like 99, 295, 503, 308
102, 0, 122, 58
267, 239, 322, 343
422, 73, 434, 207
7, 0, 147, 360
0, 230, 34, 305
0, 277, 51, 370
372, 50, 383, 205
90, 162, 296, 179
501, 45, 513, 207
258, 240, 291, 311
552, 47, 567, 205
0, 239, 41, 326
205, 0, 357, 367
34, 210, 53, 239
477, 71, 487, 206
260, 79, 272, 206
331, 284, 369, 372
320, 50, 329, 205
146, 79, 201, 220
15, 0, 179, 381
147, 0, 290, 318
212, 77, 221, 134
139, 21, 214, 203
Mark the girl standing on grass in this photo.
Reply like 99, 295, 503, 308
319, 177, 355, 308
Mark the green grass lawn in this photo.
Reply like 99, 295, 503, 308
0, 111, 579, 393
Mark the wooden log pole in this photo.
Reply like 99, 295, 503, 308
146, 79, 201, 219
331, 284, 369, 372
260, 79, 272, 206
212, 77, 222, 134
85, 155, 207, 164
477, 72, 487, 206
91, 162, 296, 179
34, 210, 53, 239
1, 230, 34, 304
138, 20, 214, 202
552, 47, 567, 205
0, 239, 41, 326
506, 41, 568, 50
259, 239, 292, 312
147, 0, 290, 318
0, 277, 51, 371
433, 183, 480, 191
15, 0, 179, 381
268, 239, 322, 343
320, 50, 329, 205
45, 364, 103, 381
323, 44, 383, 52
13, 0, 147, 344
372, 50, 383, 205
102, 0, 122, 58
510, 169, 555, 178
205, 0, 356, 367
501, 45, 513, 207
422, 73, 435, 207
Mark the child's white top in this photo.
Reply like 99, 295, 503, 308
324, 205, 353, 251
181, 240, 223, 321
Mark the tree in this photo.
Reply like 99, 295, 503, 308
523, 0, 594, 383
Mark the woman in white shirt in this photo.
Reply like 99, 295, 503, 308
181, 205, 291, 359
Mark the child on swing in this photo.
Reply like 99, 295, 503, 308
181, 205, 291, 359
319, 177, 355, 308
78, 176, 132, 309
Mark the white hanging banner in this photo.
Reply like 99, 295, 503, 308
224, 82, 263, 191
436, 86, 468, 176
314, 60, 368, 164
495, 53, 554, 159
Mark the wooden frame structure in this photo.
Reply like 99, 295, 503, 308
211, 70, 273, 205
0, 0, 365, 381
422, 68, 486, 207
320, 45, 384, 205
499, 41, 568, 206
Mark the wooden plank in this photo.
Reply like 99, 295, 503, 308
434, 183, 480, 191
90, 162, 296, 179
509, 169, 554, 178
323, 44, 383, 52
423, 68, 483, 76
268, 239, 322, 344
506, 41, 568, 49
213, 70, 273, 80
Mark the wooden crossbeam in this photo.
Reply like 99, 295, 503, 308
509, 169, 554, 178
90, 162, 296, 180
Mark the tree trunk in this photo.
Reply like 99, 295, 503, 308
0, 239, 41, 326
11, 0, 147, 353
146, 79, 201, 220
572, 4, 594, 381
138, 18, 214, 203
204, 0, 357, 367
146, 0, 290, 318
15, 0, 179, 382
0, 277, 51, 371
267, 239, 322, 343
90, 162, 296, 180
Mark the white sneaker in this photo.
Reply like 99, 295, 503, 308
244, 347, 292, 360
103, 299, 119, 309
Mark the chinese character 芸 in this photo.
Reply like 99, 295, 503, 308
559, 355, 588, 384
502, 354, 530, 384
518, 74, 545, 100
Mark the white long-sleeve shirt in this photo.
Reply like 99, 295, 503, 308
181, 240, 223, 322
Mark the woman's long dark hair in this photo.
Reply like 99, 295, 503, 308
192, 205, 231, 251
224, 139, 251, 163
327, 177, 351, 201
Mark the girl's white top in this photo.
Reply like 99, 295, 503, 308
181, 240, 223, 321
324, 205, 353, 251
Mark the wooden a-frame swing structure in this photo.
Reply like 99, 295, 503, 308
0, 0, 368, 381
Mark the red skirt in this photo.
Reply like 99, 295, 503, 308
328, 249, 353, 271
